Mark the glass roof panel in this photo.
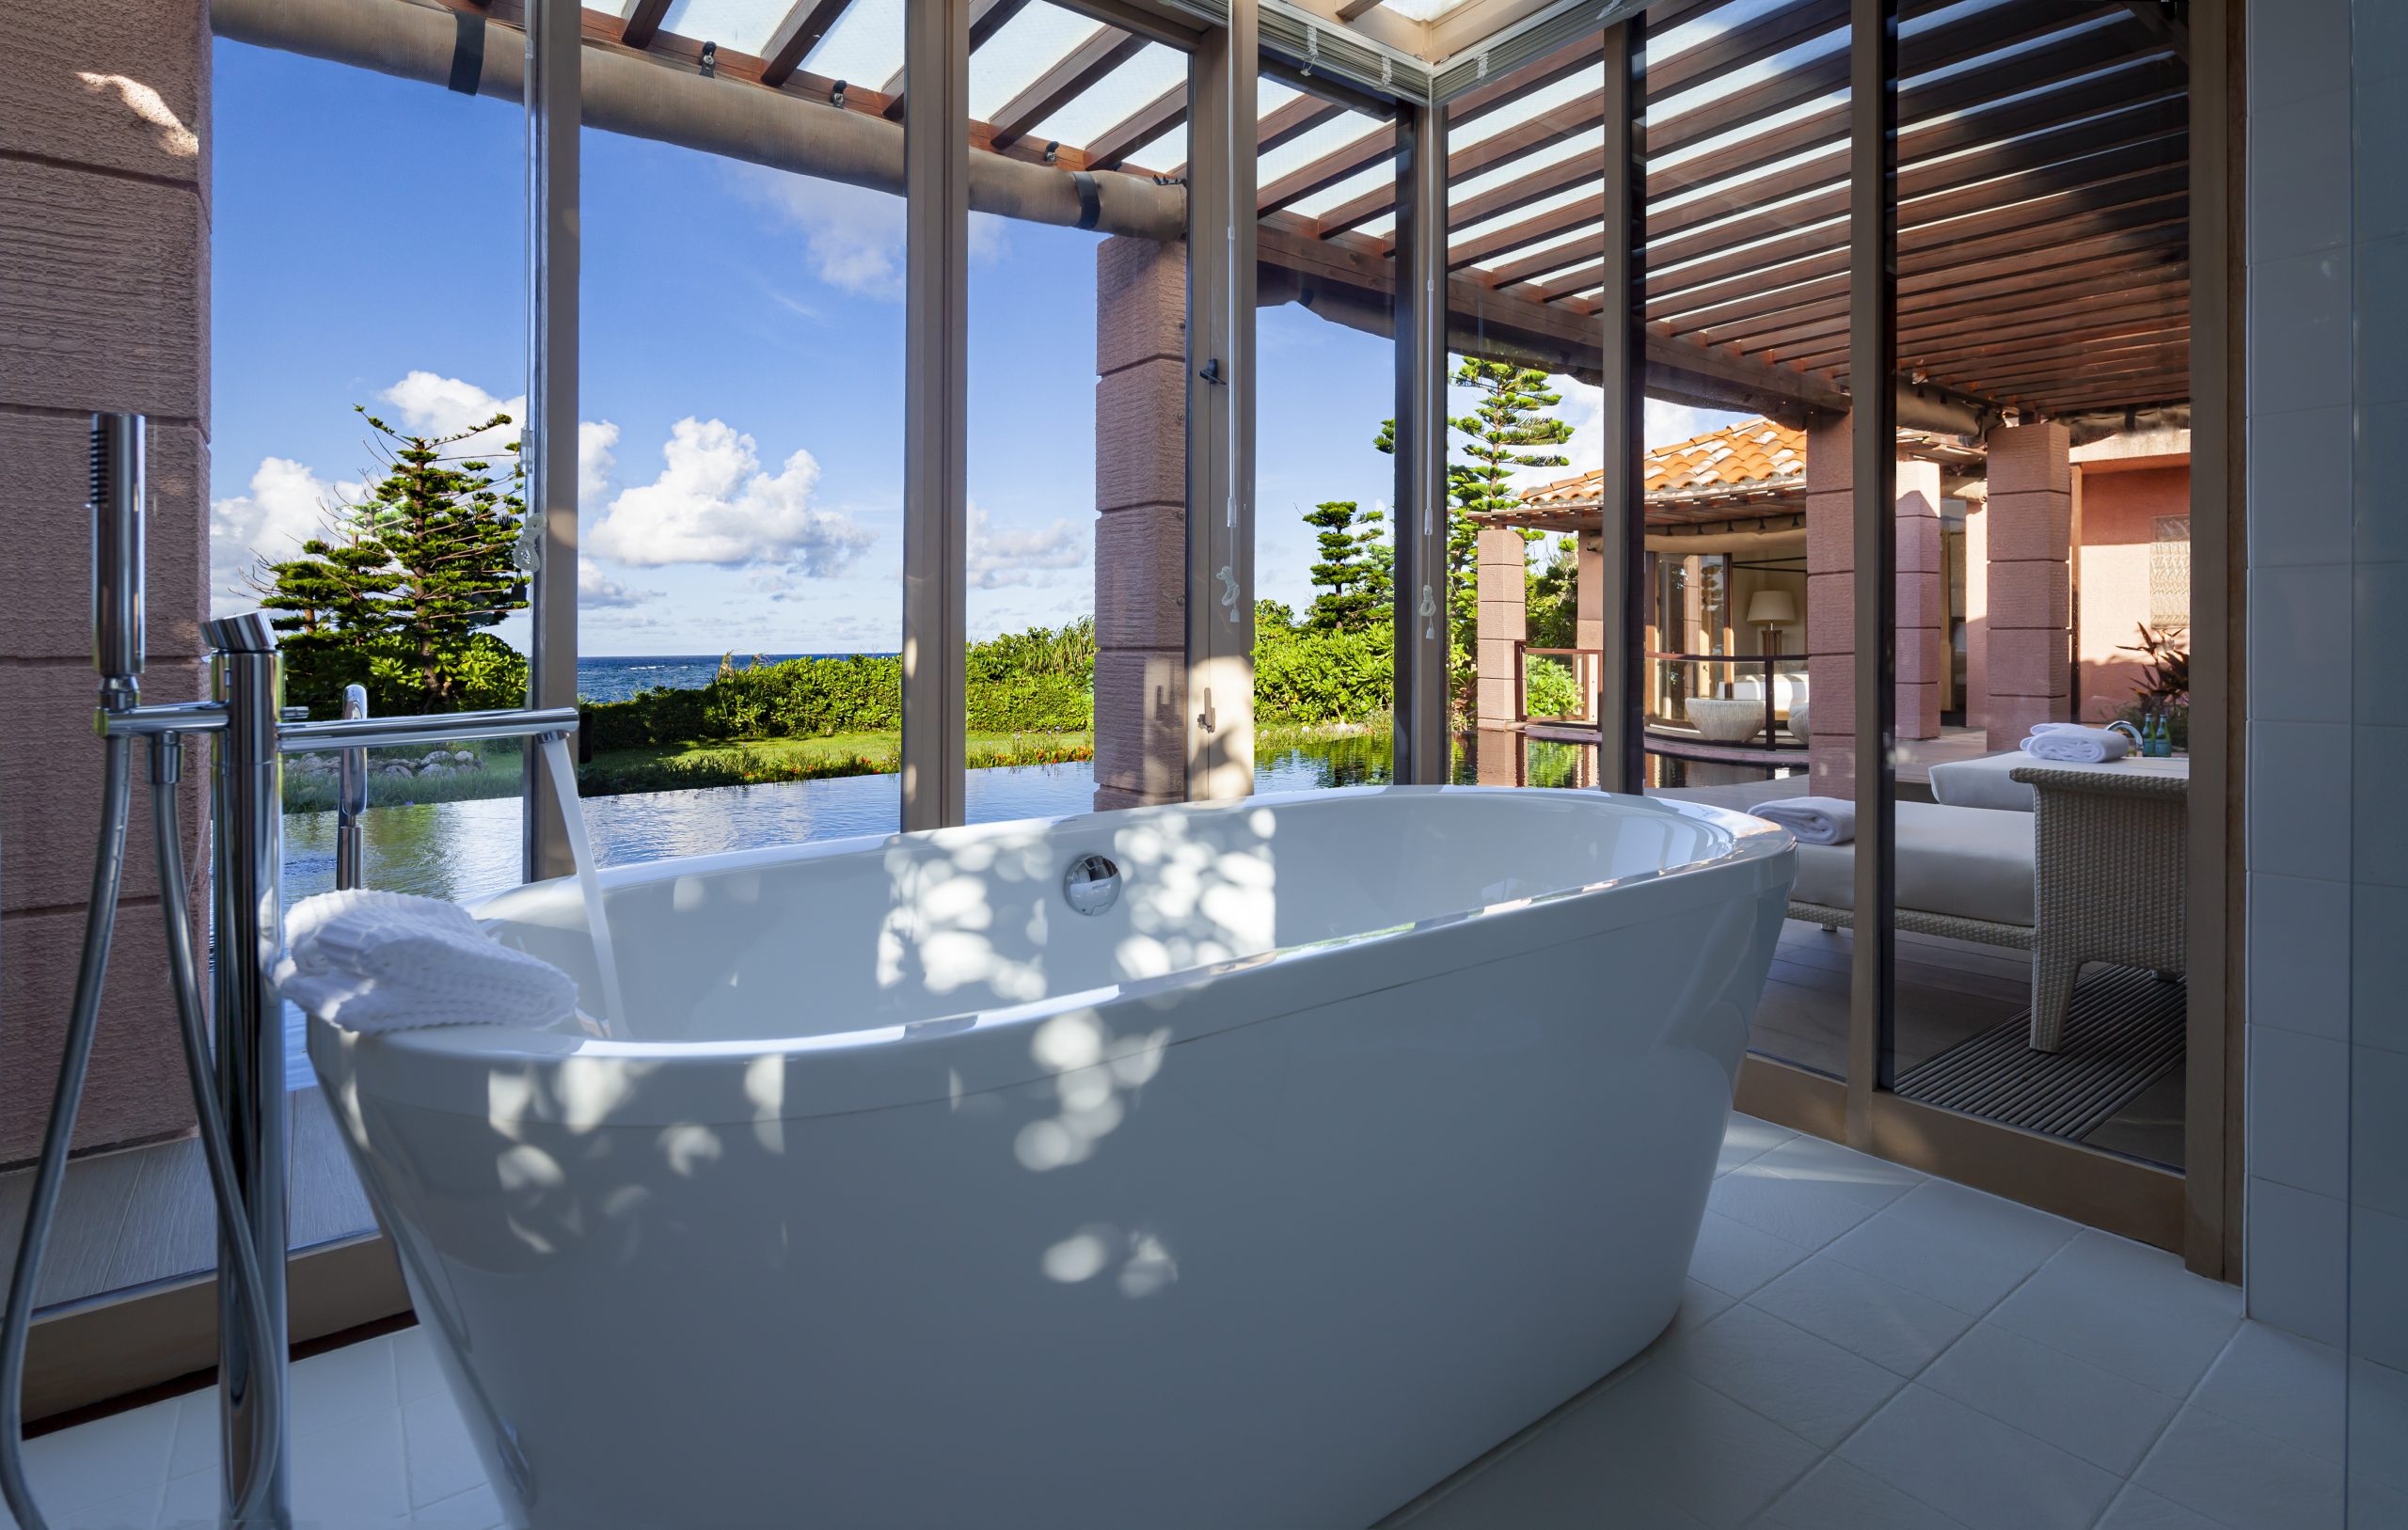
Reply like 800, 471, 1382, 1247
657, 0, 790, 55
1449, 180, 1593, 246
1258, 111, 1388, 187
804, 0, 903, 87
1451, 68, 1592, 152
1030, 41, 1187, 151
1374, 0, 1479, 21
1289, 159, 1395, 220
1448, 128, 1601, 203
971, 3, 1108, 121
1129, 120, 1188, 175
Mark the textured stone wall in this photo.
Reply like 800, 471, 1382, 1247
0, 0, 212, 1162
1895, 458, 1943, 741
1983, 421, 2074, 748
1089, 235, 1187, 810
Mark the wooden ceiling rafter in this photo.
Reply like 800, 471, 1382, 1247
617, 0, 671, 49
759, 0, 856, 87
987, 24, 1149, 150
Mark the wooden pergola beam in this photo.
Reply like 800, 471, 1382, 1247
760, 0, 856, 87
989, 24, 1148, 150
617, 0, 670, 49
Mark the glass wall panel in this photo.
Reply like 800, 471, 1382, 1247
1877, 1, 2192, 1169
1625, 0, 1846, 1073
1252, 87, 1402, 792
573, 3, 908, 867
970, 7, 1185, 823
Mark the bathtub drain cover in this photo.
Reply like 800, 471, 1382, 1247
1063, 855, 1122, 916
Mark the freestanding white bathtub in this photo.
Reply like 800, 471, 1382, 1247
312, 785, 1794, 1529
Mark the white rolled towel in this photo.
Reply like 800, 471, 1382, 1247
1751, 797, 1856, 845
2020, 727, 2131, 765
2025, 721, 2089, 735
277, 889, 579, 1033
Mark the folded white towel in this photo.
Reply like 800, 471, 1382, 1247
2020, 727, 2131, 765
1751, 797, 1857, 845
2025, 721, 2089, 735
277, 889, 579, 1033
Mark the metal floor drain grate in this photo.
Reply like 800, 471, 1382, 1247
1893, 966, 2185, 1142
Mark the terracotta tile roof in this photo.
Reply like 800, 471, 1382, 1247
1513, 418, 1807, 515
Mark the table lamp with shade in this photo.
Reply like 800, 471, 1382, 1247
1746, 589, 1798, 655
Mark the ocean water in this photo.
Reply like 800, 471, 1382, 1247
577, 652, 895, 703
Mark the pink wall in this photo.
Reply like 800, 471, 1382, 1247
2074, 463, 2190, 722
1, 0, 211, 1162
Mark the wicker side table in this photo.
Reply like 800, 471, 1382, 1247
2010, 765, 2189, 1052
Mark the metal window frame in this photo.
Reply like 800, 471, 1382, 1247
1184, 0, 1259, 802
1392, 98, 1450, 782
523, 0, 581, 881
901, 0, 974, 830
1595, 16, 1645, 794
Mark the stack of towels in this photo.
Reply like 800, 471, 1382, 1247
2019, 719, 2131, 765
277, 889, 579, 1033
1749, 797, 1856, 845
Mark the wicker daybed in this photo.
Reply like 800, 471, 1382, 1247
1784, 765, 2188, 1052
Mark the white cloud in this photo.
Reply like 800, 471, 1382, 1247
578, 558, 658, 608
586, 417, 875, 572
578, 420, 620, 507
733, 166, 1006, 300
207, 456, 359, 611
968, 504, 1086, 590
379, 371, 620, 506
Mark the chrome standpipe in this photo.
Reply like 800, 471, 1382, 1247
205, 611, 292, 1528
336, 684, 369, 891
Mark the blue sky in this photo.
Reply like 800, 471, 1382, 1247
211, 39, 1720, 656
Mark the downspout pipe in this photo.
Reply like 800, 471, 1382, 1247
213, 0, 1187, 243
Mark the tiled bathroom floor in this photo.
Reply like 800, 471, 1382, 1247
9, 1117, 2395, 1530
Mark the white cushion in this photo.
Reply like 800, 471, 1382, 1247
1927, 749, 2191, 813
1790, 799, 2036, 928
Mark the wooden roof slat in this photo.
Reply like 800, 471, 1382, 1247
989, 24, 1149, 150
760, 0, 856, 87
1725, 252, 2191, 363
1084, 81, 1185, 169
1627, 168, 2195, 322
1687, 223, 2188, 353
1259, 122, 1396, 213
618, 0, 672, 49
1646, 100, 2188, 292
1782, 300, 2193, 373
1956, 342, 2191, 392
1766, 274, 2191, 360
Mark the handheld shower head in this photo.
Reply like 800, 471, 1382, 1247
89, 412, 146, 712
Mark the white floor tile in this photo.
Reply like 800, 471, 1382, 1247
390, 1327, 447, 1405
290, 1334, 400, 1441
1988, 1236, 2243, 1397
21, 1399, 178, 1517
2189, 1322, 2346, 1463
1821, 1180, 2077, 1317
2094, 1484, 2227, 1529
1655, 1303, 1903, 1449
1669, 1278, 1735, 1335
1519, 1359, 1823, 1529
166, 1389, 217, 1480
40, 1483, 161, 1530
1746, 1254, 1976, 1376
289, 1412, 409, 1527
400, 1393, 486, 1511
1706, 1139, 1919, 1252
1916, 1321, 2181, 1475
1756, 1459, 1968, 1530
2345, 1356, 2408, 1494
1687, 1211, 1810, 1299
410, 1481, 506, 1529
1717, 1114, 1797, 1176
2131, 1405, 2344, 1530
1838, 1384, 2122, 1530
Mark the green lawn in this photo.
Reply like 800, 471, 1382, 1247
578, 731, 1093, 795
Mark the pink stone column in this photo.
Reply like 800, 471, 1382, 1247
1963, 496, 1990, 732
1895, 458, 1943, 741
1, 0, 211, 1160
1576, 532, 1605, 721
1475, 526, 1526, 730
1983, 421, 2074, 748
1090, 236, 1189, 810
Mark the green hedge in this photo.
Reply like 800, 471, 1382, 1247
581, 615, 1399, 751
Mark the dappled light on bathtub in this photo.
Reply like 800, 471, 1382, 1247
1013, 1012, 1170, 1172
1043, 1225, 1179, 1298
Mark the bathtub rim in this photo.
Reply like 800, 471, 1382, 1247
309, 785, 1795, 1122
